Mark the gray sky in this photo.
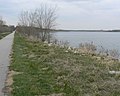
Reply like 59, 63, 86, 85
0, 0, 120, 30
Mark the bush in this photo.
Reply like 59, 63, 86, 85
79, 42, 97, 53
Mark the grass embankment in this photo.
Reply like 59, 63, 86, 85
0, 32, 11, 39
10, 33, 120, 96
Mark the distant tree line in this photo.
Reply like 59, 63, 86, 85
17, 4, 57, 43
0, 16, 15, 32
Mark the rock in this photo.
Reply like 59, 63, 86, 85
65, 50, 68, 53
48, 43, 52, 46
109, 71, 120, 74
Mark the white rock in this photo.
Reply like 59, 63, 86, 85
68, 46, 71, 50
74, 50, 77, 53
65, 50, 68, 53
44, 41, 48, 44
48, 43, 52, 46
109, 71, 120, 74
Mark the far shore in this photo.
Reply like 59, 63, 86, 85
54, 29, 120, 32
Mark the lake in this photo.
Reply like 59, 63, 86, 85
54, 31, 120, 51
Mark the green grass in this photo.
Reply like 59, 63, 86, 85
10, 33, 120, 96
0, 32, 11, 39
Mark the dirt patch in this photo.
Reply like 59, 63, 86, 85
41, 93, 65, 96
3, 70, 23, 95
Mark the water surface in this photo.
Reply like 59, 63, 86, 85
55, 31, 120, 51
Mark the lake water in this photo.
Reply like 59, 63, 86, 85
54, 31, 120, 51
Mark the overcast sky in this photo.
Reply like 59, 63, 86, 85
0, 0, 120, 30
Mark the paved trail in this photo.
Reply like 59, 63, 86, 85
0, 32, 15, 96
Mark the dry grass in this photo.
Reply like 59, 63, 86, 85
10, 33, 120, 96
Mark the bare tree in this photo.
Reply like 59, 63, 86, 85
18, 4, 57, 42
0, 16, 14, 32
19, 11, 29, 26
0, 16, 6, 26
35, 4, 57, 42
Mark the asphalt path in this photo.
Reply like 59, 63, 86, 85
0, 32, 15, 96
